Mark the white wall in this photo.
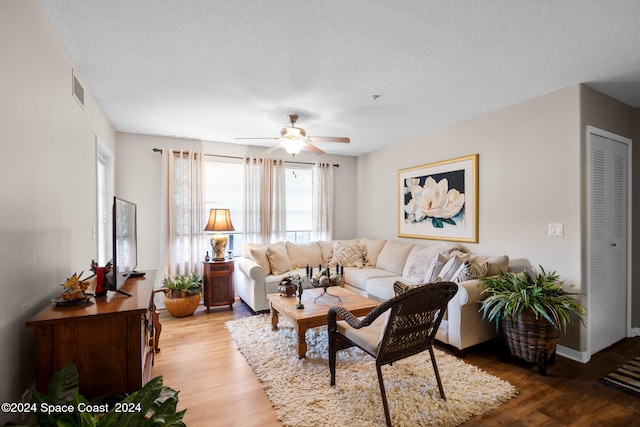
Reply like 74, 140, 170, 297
357, 86, 586, 347
115, 132, 358, 285
0, 1, 115, 422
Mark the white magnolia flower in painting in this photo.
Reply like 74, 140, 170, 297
405, 177, 465, 222
404, 178, 421, 194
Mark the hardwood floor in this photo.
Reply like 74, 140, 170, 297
152, 299, 640, 426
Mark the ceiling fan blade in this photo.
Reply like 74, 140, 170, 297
304, 142, 325, 155
259, 143, 282, 156
234, 137, 279, 140
307, 136, 350, 143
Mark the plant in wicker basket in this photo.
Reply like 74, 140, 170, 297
479, 266, 585, 375
162, 272, 203, 317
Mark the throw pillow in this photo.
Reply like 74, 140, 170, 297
241, 243, 267, 260
360, 239, 386, 266
266, 242, 292, 275
423, 253, 449, 283
457, 260, 489, 282
402, 246, 438, 283
439, 254, 470, 282
250, 248, 271, 275
393, 280, 410, 296
285, 241, 322, 270
317, 241, 335, 266
330, 241, 367, 268
376, 241, 414, 275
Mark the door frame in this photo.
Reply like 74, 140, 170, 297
585, 125, 632, 359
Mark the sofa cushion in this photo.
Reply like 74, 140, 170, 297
345, 267, 397, 291
267, 242, 292, 275
336, 314, 388, 355
360, 239, 386, 266
285, 242, 323, 270
330, 241, 367, 268
376, 241, 414, 275
250, 248, 271, 275
402, 246, 439, 283
366, 275, 422, 301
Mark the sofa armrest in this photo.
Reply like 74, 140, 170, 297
237, 257, 266, 282
444, 278, 497, 351
451, 278, 484, 307
235, 257, 270, 311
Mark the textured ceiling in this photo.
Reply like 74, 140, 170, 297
38, 0, 640, 156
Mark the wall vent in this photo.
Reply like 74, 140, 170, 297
72, 69, 84, 108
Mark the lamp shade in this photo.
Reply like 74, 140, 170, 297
204, 208, 235, 232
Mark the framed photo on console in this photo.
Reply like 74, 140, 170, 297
398, 154, 478, 243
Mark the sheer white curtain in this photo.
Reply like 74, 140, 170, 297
161, 149, 205, 278
243, 157, 286, 244
312, 162, 334, 241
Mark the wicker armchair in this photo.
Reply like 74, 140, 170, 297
327, 281, 458, 427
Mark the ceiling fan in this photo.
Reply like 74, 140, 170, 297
235, 114, 350, 156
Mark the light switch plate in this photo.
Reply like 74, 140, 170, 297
548, 223, 564, 237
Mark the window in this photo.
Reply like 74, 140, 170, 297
204, 159, 314, 254
96, 153, 107, 264
285, 166, 312, 243
204, 160, 244, 256
95, 137, 113, 266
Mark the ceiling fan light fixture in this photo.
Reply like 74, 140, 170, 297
279, 138, 306, 155
280, 126, 306, 140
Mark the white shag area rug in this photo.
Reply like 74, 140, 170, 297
226, 314, 517, 427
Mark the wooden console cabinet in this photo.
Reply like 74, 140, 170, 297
26, 271, 157, 398
202, 260, 234, 310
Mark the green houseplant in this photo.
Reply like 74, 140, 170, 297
30, 362, 186, 426
162, 272, 203, 317
479, 266, 585, 375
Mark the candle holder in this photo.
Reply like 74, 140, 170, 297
309, 270, 343, 303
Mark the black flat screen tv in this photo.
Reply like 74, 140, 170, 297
109, 196, 137, 295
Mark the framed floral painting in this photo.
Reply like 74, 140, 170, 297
398, 154, 478, 242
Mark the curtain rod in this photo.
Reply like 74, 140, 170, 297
152, 148, 339, 167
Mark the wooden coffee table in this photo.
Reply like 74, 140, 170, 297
268, 286, 379, 359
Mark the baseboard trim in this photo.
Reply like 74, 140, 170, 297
630, 327, 640, 337
556, 345, 590, 364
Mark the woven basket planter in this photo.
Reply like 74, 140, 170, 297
164, 292, 201, 317
500, 308, 560, 375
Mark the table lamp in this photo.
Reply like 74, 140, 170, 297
204, 208, 235, 260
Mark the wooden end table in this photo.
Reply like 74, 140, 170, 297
202, 260, 235, 311
268, 286, 379, 359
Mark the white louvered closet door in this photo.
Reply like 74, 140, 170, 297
587, 127, 629, 355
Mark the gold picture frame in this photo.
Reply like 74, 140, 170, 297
398, 154, 478, 242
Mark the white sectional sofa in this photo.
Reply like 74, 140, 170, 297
236, 238, 510, 354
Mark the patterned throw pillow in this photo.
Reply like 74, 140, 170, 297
330, 242, 367, 268
456, 260, 489, 282
393, 280, 410, 296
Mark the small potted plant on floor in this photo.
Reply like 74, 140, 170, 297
162, 272, 203, 317
479, 266, 585, 375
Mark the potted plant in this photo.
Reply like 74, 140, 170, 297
162, 272, 203, 317
479, 266, 585, 375
31, 362, 186, 426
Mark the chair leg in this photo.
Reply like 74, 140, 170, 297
428, 346, 446, 401
329, 336, 336, 386
376, 363, 392, 427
